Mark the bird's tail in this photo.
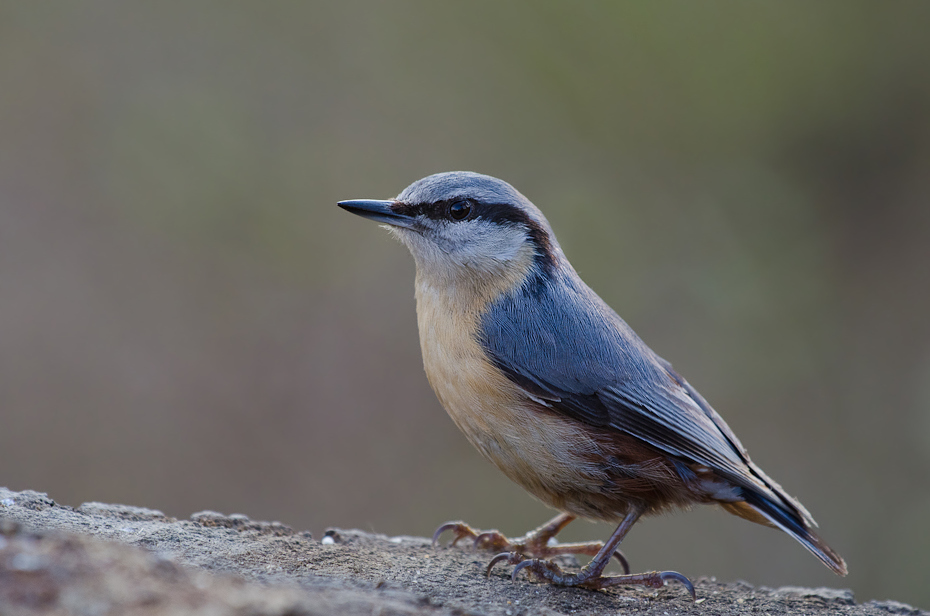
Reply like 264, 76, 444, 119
722, 481, 847, 576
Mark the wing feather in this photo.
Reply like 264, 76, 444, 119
480, 273, 779, 501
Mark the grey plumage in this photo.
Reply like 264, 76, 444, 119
478, 240, 845, 571
338, 171, 847, 585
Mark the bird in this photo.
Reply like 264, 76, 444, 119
337, 171, 847, 599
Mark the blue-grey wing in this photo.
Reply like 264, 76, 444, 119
478, 273, 757, 486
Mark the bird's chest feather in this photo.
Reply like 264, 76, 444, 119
414, 279, 606, 506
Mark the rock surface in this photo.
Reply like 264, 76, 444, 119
0, 487, 923, 616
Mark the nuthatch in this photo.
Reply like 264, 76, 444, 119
338, 172, 847, 599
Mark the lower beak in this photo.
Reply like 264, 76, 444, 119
337, 199, 416, 229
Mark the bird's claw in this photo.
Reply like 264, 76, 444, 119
510, 557, 565, 583
611, 550, 631, 575
432, 521, 479, 547
434, 519, 632, 577
659, 570, 696, 600
474, 530, 514, 552
437, 521, 691, 600
495, 556, 696, 601
433, 522, 530, 555
486, 551, 525, 577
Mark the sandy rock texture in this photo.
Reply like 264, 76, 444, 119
0, 487, 922, 616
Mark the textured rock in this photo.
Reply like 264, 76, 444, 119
0, 487, 924, 616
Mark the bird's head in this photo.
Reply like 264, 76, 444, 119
338, 172, 563, 291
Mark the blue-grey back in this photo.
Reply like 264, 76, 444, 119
477, 268, 756, 486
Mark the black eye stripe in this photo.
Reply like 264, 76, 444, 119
392, 199, 557, 274
394, 200, 521, 223
393, 199, 471, 220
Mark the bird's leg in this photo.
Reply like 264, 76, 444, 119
489, 507, 695, 600
433, 513, 630, 573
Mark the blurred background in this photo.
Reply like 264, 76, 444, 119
1, 0, 929, 608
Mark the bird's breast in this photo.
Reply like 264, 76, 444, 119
413, 277, 610, 514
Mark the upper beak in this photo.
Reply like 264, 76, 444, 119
337, 199, 416, 229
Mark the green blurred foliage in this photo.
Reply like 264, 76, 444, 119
1, 0, 928, 608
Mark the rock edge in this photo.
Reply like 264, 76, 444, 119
0, 487, 923, 616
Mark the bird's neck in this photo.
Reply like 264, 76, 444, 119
411, 246, 538, 316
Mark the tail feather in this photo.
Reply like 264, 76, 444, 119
733, 488, 848, 576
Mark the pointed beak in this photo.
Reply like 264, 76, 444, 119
337, 199, 416, 229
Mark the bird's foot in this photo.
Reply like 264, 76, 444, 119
432, 521, 483, 548
489, 553, 695, 600
429, 522, 523, 553
432, 515, 630, 573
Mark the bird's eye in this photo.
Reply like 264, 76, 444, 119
449, 200, 472, 221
